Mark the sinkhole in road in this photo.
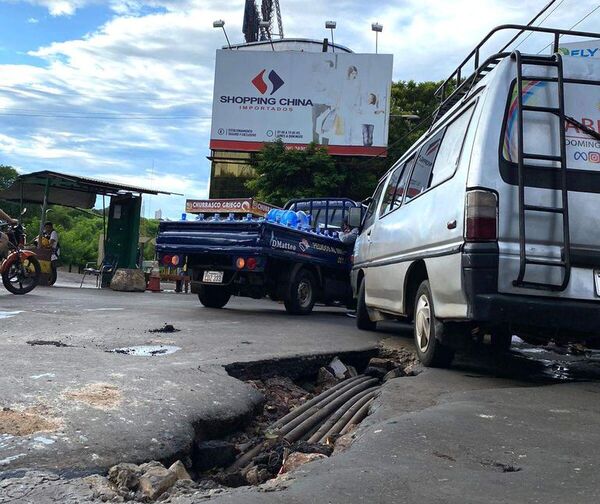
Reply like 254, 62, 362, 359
91, 346, 419, 502
181, 346, 418, 491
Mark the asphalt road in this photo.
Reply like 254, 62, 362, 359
0, 278, 379, 475
2, 276, 600, 503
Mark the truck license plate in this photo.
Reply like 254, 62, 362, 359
595, 270, 600, 296
203, 271, 224, 284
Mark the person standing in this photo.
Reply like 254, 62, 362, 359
44, 222, 60, 285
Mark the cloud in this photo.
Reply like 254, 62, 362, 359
27, 17, 39, 23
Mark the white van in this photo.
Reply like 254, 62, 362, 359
349, 25, 600, 367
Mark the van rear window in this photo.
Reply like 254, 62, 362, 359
502, 80, 600, 171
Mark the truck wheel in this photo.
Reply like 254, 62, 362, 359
198, 285, 231, 309
356, 279, 377, 331
284, 269, 316, 315
414, 280, 454, 368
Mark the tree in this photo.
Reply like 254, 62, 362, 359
0, 165, 21, 217
0, 165, 18, 190
247, 140, 343, 207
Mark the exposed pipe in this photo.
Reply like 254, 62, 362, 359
339, 398, 375, 436
307, 387, 379, 444
318, 390, 379, 442
283, 378, 379, 443
276, 376, 372, 436
269, 375, 365, 430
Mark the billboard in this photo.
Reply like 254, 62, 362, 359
559, 40, 600, 58
210, 50, 394, 156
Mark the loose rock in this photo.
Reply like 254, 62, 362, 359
168, 460, 192, 481
108, 463, 142, 492
110, 268, 146, 292
279, 452, 327, 474
138, 465, 178, 500
317, 367, 339, 388
368, 357, 397, 371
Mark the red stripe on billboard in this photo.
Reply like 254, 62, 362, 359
210, 140, 387, 157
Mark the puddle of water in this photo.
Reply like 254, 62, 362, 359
0, 311, 23, 320
109, 345, 181, 357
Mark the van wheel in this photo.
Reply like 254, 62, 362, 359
356, 279, 377, 331
198, 285, 231, 309
284, 269, 316, 315
414, 281, 454, 368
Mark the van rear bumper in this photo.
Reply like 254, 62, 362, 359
471, 293, 600, 334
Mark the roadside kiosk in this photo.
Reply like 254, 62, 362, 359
0, 171, 174, 286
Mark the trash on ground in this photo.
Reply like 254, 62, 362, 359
148, 324, 180, 334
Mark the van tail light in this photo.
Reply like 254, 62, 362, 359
465, 190, 498, 242
246, 257, 257, 270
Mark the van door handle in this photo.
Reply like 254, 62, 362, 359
447, 220, 457, 230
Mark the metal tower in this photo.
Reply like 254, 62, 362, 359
243, 0, 284, 43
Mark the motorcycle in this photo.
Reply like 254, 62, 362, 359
0, 213, 41, 295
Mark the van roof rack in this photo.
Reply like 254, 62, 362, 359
433, 24, 600, 124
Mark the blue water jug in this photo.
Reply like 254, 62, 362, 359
281, 210, 299, 228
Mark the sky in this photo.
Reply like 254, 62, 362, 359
0, 0, 598, 218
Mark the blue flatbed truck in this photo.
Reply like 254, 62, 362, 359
155, 198, 361, 315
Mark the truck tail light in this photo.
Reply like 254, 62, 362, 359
246, 257, 257, 270
236, 257, 246, 269
465, 190, 498, 242
171, 255, 180, 266
162, 255, 172, 266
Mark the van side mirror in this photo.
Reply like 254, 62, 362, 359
347, 207, 362, 228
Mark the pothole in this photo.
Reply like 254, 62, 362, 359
109, 345, 181, 357
85, 347, 419, 502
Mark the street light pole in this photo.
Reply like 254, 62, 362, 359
325, 21, 337, 53
371, 22, 383, 54
213, 20, 232, 49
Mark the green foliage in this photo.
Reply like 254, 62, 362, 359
0, 165, 21, 217
247, 140, 343, 207
26, 207, 161, 266
0, 165, 18, 190
140, 219, 160, 260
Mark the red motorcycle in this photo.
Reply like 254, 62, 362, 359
0, 219, 41, 295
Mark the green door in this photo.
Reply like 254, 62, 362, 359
105, 194, 142, 269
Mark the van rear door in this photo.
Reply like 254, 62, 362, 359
498, 56, 600, 299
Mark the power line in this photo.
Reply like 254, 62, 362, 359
537, 3, 600, 53
499, 0, 561, 52
511, 0, 566, 51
